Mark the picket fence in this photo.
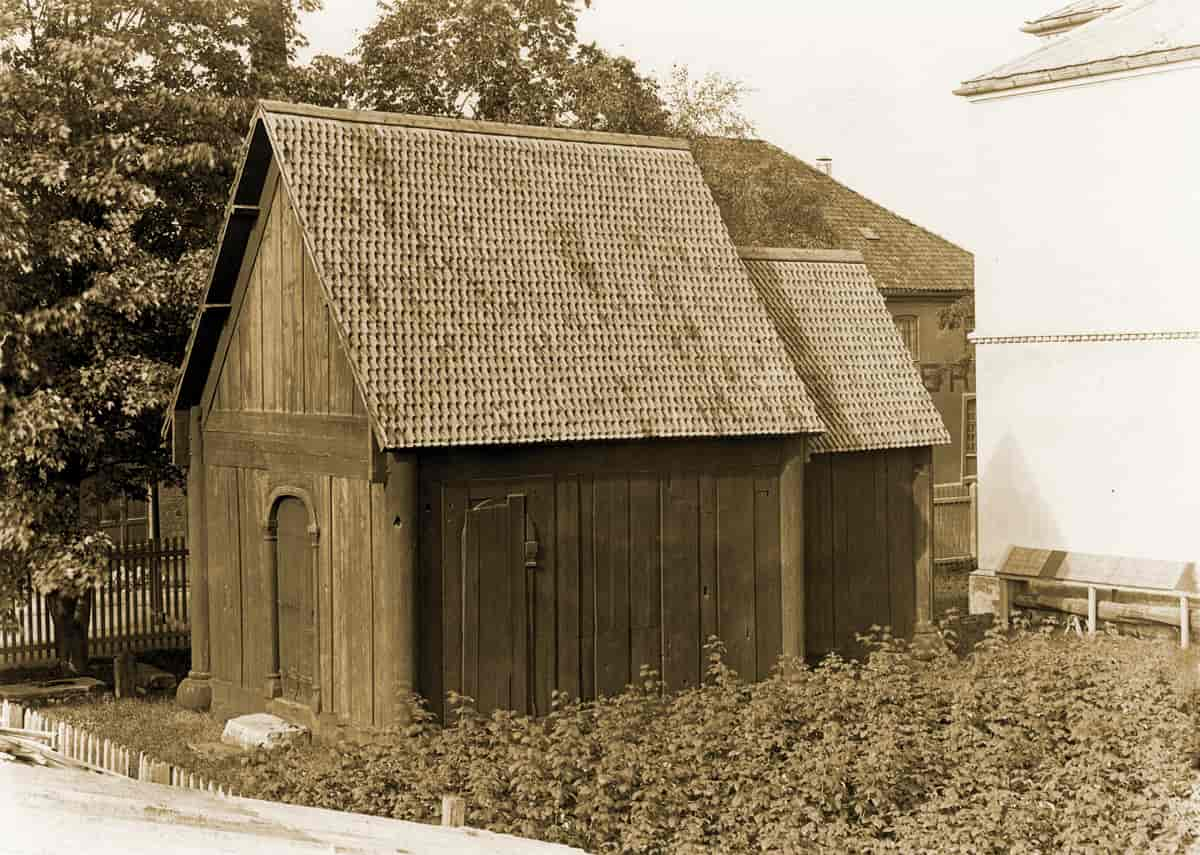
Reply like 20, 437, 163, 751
0, 538, 189, 668
0, 698, 236, 796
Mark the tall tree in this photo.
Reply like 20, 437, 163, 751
663, 64, 756, 139
0, 0, 318, 672
353, 0, 669, 134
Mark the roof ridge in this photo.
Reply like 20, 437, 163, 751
754, 141, 973, 259
257, 100, 691, 151
738, 246, 864, 263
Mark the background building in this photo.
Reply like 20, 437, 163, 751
957, 0, 1200, 608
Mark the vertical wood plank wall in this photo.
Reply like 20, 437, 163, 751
418, 439, 798, 722
204, 465, 396, 730
804, 447, 921, 660
209, 174, 364, 419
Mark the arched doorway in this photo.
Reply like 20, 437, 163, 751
275, 497, 314, 702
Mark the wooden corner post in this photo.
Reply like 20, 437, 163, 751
909, 448, 945, 660
779, 437, 806, 661
381, 452, 419, 726
176, 406, 212, 711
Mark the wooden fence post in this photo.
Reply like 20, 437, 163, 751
911, 453, 945, 659
441, 795, 466, 828
114, 652, 138, 698
968, 480, 978, 563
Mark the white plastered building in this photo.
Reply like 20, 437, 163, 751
956, 0, 1200, 621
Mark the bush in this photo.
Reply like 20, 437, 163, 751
233, 620, 1200, 853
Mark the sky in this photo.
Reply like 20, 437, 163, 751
297, 2, 1053, 251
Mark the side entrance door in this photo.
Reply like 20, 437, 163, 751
461, 493, 547, 715
276, 497, 314, 703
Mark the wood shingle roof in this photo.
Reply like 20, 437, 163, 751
742, 249, 950, 454
258, 102, 825, 449
171, 102, 954, 456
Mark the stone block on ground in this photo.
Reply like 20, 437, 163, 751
136, 663, 177, 693
221, 713, 310, 751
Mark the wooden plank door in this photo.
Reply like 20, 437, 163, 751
461, 494, 547, 716
276, 497, 314, 702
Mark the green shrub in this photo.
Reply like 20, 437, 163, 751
234, 621, 1200, 853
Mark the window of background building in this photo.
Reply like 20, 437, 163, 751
81, 484, 155, 546
99, 494, 150, 545
894, 315, 920, 361
962, 393, 977, 481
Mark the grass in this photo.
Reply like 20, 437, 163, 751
48, 695, 245, 785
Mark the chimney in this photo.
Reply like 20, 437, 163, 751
816, 157, 833, 177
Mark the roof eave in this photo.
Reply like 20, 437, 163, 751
161, 106, 273, 441
955, 44, 1200, 97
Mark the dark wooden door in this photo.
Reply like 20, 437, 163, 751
276, 497, 314, 702
461, 494, 548, 715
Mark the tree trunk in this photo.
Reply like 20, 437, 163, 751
47, 590, 92, 675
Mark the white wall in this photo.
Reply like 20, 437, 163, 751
969, 63, 1200, 336
967, 63, 1200, 571
976, 339, 1200, 569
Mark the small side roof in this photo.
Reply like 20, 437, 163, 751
741, 248, 949, 454
958, 0, 1200, 96
171, 101, 825, 449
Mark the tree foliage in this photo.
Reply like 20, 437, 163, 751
937, 293, 975, 371
663, 64, 756, 139
0, 0, 321, 640
353, 0, 669, 133
352, 1, 757, 139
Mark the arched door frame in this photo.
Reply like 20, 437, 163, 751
262, 486, 321, 713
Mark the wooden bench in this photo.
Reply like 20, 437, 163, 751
996, 547, 1200, 648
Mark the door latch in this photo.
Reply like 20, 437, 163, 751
524, 540, 539, 568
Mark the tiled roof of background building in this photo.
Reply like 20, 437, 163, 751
692, 138, 973, 295
742, 248, 950, 454
959, 0, 1200, 95
1022, 1, 1125, 36
259, 102, 825, 449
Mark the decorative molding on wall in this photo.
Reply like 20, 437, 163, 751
969, 330, 1200, 345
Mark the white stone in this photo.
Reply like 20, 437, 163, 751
220, 713, 309, 751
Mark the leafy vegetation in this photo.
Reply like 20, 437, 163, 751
216, 623, 1199, 853
691, 136, 836, 250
